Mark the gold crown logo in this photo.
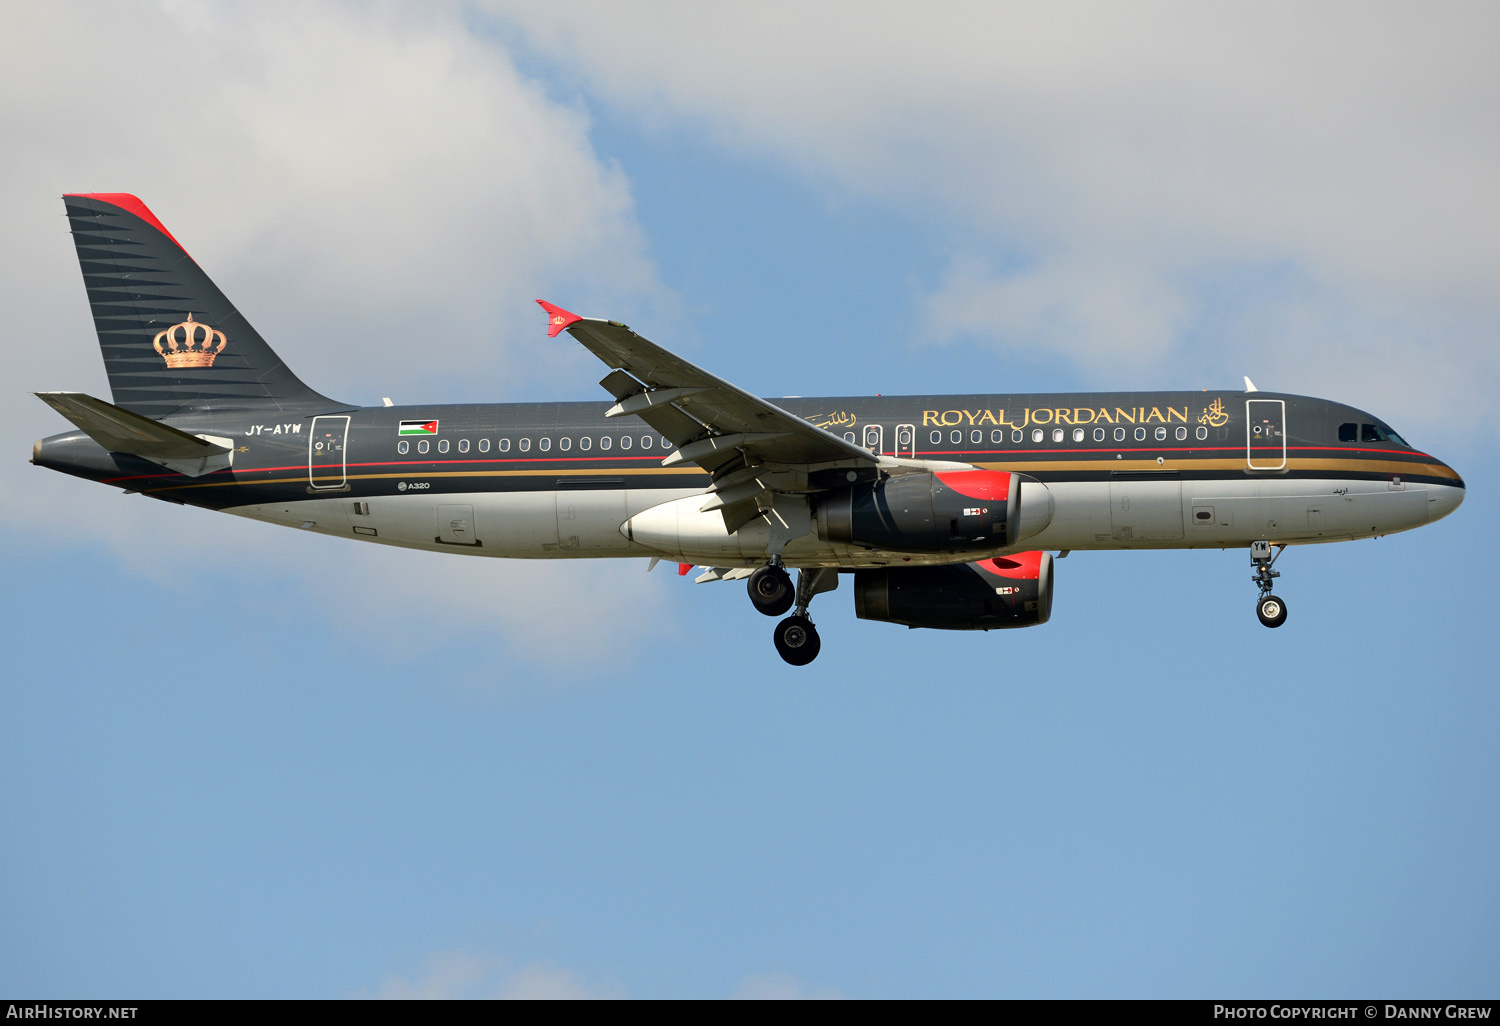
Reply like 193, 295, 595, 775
153, 313, 227, 368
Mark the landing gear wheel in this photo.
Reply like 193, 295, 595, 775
1257, 594, 1288, 628
748, 565, 794, 617
773, 615, 821, 666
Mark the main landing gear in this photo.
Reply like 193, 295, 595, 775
750, 562, 833, 666
747, 564, 795, 617
1250, 540, 1288, 628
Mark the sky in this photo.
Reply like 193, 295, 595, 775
2, 0, 1496, 999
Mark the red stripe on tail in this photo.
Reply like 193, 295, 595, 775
64, 193, 188, 256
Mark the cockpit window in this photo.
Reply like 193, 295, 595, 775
1339, 423, 1357, 442
1359, 422, 1409, 446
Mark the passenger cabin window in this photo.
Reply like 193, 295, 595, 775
971, 430, 983, 444
930, 430, 942, 445
619, 436, 632, 450
950, 430, 962, 444
479, 438, 490, 452
417, 439, 429, 454
1031, 429, 1044, 443
498, 438, 510, 452
1072, 428, 1085, 442
438, 439, 449, 453
1195, 426, 1208, 440
539, 437, 551, 451
1175, 426, 1187, 441
580, 437, 591, 450
1093, 428, 1105, 442
397, 440, 409, 455
992, 430, 1004, 443
1012, 430, 1023, 443
1155, 427, 1167, 441
1114, 428, 1126, 442
559, 437, 571, 451
519, 438, 530, 452
600, 436, 612, 450
641, 436, 653, 449
458, 439, 469, 453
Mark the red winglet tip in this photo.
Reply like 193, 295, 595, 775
678, 563, 693, 576
536, 299, 582, 338
63, 193, 188, 256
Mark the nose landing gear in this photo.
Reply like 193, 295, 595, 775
1250, 540, 1288, 628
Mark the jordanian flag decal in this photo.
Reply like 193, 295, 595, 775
399, 419, 439, 436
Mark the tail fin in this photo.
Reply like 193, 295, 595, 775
62, 194, 337, 417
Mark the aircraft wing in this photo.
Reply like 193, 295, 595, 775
540, 301, 881, 532
541, 301, 876, 464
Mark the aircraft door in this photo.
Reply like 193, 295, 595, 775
309, 415, 350, 489
895, 423, 916, 459
1246, 399, 1287, 471
863, 424, 883, 454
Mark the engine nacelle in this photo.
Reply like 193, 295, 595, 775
817, 469, 1051, 554
853, 551, 1054, 630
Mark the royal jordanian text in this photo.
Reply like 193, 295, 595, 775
922, 405, 1192, 429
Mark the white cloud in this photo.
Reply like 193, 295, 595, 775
920, 255, 1189, 375
2, 0, 671, 406
1, 1, 688, 672
372, 951, 623, 1000
370, 951, 843, 999
488, 1, 1500, 438
730, 972, 844, 1000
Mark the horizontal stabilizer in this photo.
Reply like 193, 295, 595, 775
36, 391, 233, 477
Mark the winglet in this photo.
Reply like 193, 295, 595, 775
537, 300, 582, 338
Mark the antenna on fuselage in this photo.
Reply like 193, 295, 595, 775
1243, 377, 1258, 392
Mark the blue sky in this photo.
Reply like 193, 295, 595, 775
2, 2, 1496, 998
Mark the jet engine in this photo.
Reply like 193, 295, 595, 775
853, 551, 1054, 630
816, 469, 1052, 554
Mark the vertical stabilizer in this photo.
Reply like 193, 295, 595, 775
62, 194, 336, 417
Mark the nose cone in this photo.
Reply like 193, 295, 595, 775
1427, 471, 1465, 524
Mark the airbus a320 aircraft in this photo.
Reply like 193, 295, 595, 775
34, 195, 1465, 664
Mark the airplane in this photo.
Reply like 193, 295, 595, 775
33, 194, 1465, 665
